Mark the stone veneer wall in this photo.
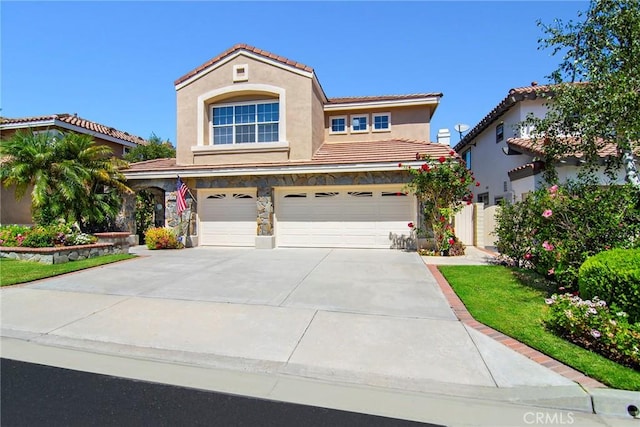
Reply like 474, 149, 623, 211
0, 232, 131, 265
0, 243, 123, 265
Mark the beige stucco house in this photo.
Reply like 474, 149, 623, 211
453, 83, 627, 207
124, 43, 454, 249
0, 114, 147, 225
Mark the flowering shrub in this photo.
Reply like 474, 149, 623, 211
0, 224, 97, 247
145, 227, 183, 250
579, 248, 640, 324
66, 233, 98, 246
0, 225, 31, 246
545, 293, 639, 370
495, 181, 640, 290
404, 151, 478, 254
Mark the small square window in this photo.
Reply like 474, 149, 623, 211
372, 113, 390, 132
330, 116, 346, 134
351, 115, 368, 133
496, 123, 504, 143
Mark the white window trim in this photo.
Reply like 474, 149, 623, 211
329, 115, 347, 135
210, 99, 279, 146
196, 84, 287, 147
372, 112, 391, 132
350, 114, 369, 134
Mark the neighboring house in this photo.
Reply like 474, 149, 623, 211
124, 43, 453, 249
0, 114, 147, 225
453, 83, 627, 207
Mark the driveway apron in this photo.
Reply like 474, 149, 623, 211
1, 246, 577, 396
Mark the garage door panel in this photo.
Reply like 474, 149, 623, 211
276, 188, 413, 248
199, 190, 256, 246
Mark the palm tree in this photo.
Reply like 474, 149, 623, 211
0, 129, 132, 230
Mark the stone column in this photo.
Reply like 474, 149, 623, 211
255, 186, 275, 249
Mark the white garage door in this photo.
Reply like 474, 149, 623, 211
199, 189, 256, 246
275, 186, 415, 248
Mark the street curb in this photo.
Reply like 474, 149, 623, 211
425, 263, 606, 390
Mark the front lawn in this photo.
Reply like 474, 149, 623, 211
0, 254, 136, 286
438, 265, 640, 391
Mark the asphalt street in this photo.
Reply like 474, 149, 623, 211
1, 358, 443, 427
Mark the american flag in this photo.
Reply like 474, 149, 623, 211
176, 176, 188, 216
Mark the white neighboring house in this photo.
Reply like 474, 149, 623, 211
453, 83, 627, 206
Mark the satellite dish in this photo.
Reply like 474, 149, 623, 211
454, 123, 470, 141
454, 123, 470, 133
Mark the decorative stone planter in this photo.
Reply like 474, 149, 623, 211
0, 242, 124, 265
94, 232, 132, 253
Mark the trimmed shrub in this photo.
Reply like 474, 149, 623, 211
579, 248, 640, 324
0, 224, 97, 247
145, 227, 183, 250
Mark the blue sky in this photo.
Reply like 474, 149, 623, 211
2, 1, 589, 146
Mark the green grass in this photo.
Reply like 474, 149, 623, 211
438, 265, 640, 391
0, 254, 137, 286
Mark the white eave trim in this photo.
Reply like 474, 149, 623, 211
0, 119, 142, 147
324, 97, 440, 111
175, 51, 314, 91
124, 161, 423, 180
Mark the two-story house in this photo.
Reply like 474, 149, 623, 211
1, 114, 147, 225
124, 44, 453, 249
453, 83, 627, 206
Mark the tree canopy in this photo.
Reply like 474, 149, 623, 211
0, 130, 132, 230
124, 133, 175, 163
527, 0, 640, 186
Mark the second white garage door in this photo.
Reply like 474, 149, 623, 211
199, 189, 256, 246
275, 186, 415, 248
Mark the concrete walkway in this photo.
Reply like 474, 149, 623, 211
1, 246, 638, 426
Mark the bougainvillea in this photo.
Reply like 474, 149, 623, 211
403, 151, 478, 253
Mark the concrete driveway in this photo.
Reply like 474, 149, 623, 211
2, 247, 593, 417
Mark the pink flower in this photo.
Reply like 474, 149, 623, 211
548, 268, 555, 275
549, 185, 558, 194
524, 253, 532, 260
542, 209, 553, 218
408, 222, 414, 229
590, 329, 601, 339
448, 238, 455, 245
542, 241, 555, 251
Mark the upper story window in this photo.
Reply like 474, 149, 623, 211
496, 123, 504, 143
212, 101, 279, 145
351, 115, 368, 133
463, 149, 471, 169
372, 113, 390, 132
330, 116, 347, 134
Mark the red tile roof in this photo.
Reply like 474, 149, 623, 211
507, 136, 620, 158
174, 43, 314, 86
124, 139, 453, 174
327, 94, 442, 104
0, 114, 147, 146
452, 84, 555, 152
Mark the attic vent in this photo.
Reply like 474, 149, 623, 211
233, 64, 249, 82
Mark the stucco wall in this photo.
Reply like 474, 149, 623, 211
462, 100, 545, 206
324, 106, 431, 143
175, 54, 316, 165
